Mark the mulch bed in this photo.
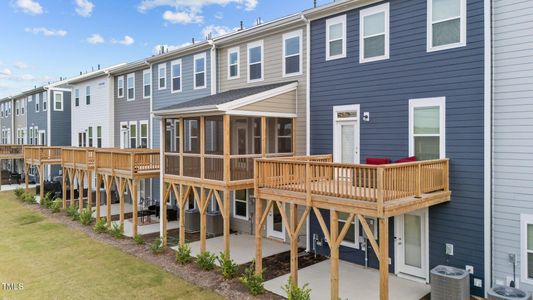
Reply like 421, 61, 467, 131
26, 202, 284, 300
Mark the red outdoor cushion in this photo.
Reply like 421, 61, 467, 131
366, 157, 391, 165
395, 156, 417, 163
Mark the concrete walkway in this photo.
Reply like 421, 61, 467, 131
172, 234, 290, 265
264, 260, 430, 300
0, 183, 36, 191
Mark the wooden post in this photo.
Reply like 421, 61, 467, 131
87, 171, 92, 209
292, 117, 296, 155
70, 171, 75, 208
223, 115, 230, 182
415, 163, 421, 198
119, 178, 125, 226
179, 184, 185, 246
379, 217, 389, 300
39, 164, 44, 202
78, 171, 84, 213
162, 184, 168, 245
223, 189, 230, 257
330, 209, 339, 300
132, 179, 138, 237
255, 194, 263, 274
444, 159, 450, 192
106, 176, 112, 226
199, 188, 207, 253
377, 168, 384, 218
290, 203, 298, 285
95, 173, 101, 220
62, 168, 67, 209
200, 116, 205, 179
24, 163, 29, 193
179, 118, 184, 176
261, 116, 266, 158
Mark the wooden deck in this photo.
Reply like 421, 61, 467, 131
24, 146, 62, 165
0, 145, 24, 160
61, 147, 95, 170
94, 148, 160, 180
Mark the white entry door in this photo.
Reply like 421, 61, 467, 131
333, 105, 360, 164
267, 204, 285, 240
395, 209, 428, 280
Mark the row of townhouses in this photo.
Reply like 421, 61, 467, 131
1, 0, 531, 298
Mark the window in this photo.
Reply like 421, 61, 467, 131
43, 92, 47, 111
140, 121, 148, 148
0, 104, 3, 117
428, 0, 466, 51
127, 73, 135, 100
253, 118, 261, 154
409, 97, 446, 160
36, 93, 41, 112
171, 59, 182, 93
184, 118, 199, 153
33, 127, 38, 145
521, 214, 533, 283
248, 41, 263, 82
117, 76, 124, 98
276, 118, 293, 153
88, 127, 93, 147
74, 89, 80, 107
283, 30, 302, 76
96, 126, 102, 148
29, 127, 33, 145
227, 47, 240, 79
54, 92, 63, 111
326, 15, 347, 60
85, 86, 91, 105
158, 63, 166, 90
143, 70, 151, 98
360, 3, 389, 63
15, 100, 19, 116
194, 53, 206, 89
338, 212, 360, 249
129, 122, 137, 148
233, 189, 248, 220
21, 100, 24, 115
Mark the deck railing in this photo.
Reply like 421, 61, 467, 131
0, 145, 24, 156
95, 149, 160, 176
61, 148, 95, 169
24, 147, 62, 164
255, 157, 449, 203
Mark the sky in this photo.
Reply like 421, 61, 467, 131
0, 0, 330, 98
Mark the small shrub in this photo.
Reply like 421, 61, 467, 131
94, 218, 108, 233
175, 244, 192, 265
22, 193, 36, 204
50, 199, 62, 213
217, 252, 238, 279
240, 261, 265, 296
41, 192, 54, 208
196, 251, 216, 271
150, 238, 164, 254
79, 208, 93, 226
133, 234, 145, 245
66, 205, 80, 221
282, 277, 311, 300
14, 187, 24, 199
109, 223, 124, 239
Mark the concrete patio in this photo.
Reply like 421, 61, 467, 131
112, 218, 179, 237
92, 203, 133, 218
264, 260, 430, 300
172, 234, 290, 265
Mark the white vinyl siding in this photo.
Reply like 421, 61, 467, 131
194, 53, 206, 90
360, 3, 390, 63
247, 40, 264, 82
326, 15, 347, 60
282, 30, 302, 77
427, 0, 467, 52
171, 59, 182, 93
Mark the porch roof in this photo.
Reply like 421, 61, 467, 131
153, 81, 298, 116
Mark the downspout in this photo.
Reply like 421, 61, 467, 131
44, 87, 52, 180
484, 0, 492, 295
302, 12, 312, 253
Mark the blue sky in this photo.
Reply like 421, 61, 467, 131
0, 0, 329, 98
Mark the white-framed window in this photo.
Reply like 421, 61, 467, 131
360, 3, 390, 63
43, 92, 47, 111
54, 92, 63, 111
85, 86, 91, 105
409, 97, 446, 160
283, 30, 303, 77
140, 120, 148, 148
27, 96, 32, 103
227, 47, 240, 80
158, 63, 167, 90
117, 75, 124, 98
247, 40, 264, 82
171, 59, 182, 93
143, 70, 151, 98
88, 127, 93, 147
276, 118, 293, 153
338, 212, 360, 249
326, 15, 347, 60
35, 93, 41, 112
28, 126, 33, 145
74, 89, 80, 107
33, 127, 38, 145
521, 214, 533, 284
427, 0, 467, 52
21, 99, 25, 115
0, 104, 3, 117
129, 121, 137, 148
194, 53, 206, 90
233, 189, 248, 220
15, 100, 19, 116
127, 73, 135, 100
96, 126, 102, 148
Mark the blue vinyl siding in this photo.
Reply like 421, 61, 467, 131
309, 0, 485, 296
50, 90, 71, 177
26, 93, 47, 140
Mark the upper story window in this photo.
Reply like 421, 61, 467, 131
21, 99, 24, 115
228, 47, 239, 80
117, 76, 124, 98
43, 92, 47, 111
194, 53, 206, 89
0, 104, 3, 117
15, 100, 19, 116
127, 73, 135, 100
158, 63, 167, 90
171, 59, 182, 93
54, 92, 63, 111
85, 86, 91, 105
409, 97, 445, 160
283, 30, 303, 76
143, 70, 151, 98
521, 214, 533, 284
248, 40, 264, 82
326, 15, 347, 60
427, 0, 466, 52
360, 3, 390, 63
35, 93, 41, 112
75, 89, 80, 107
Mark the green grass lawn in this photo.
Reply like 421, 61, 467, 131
0, 191, 222, 300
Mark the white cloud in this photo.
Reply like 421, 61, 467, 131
13, 62, 28, 69
214, 11, 223, 19
0, 68, 12, 76
162, 10, 203, 24
25, 27, 68, 37
152, 42, 192, 55
17, 74, 35, 81
86, 33, 104, 44
201, 25, 233, 38
74, 0, 94, 17
14, 0, 43, 15
112, 35, 135, 46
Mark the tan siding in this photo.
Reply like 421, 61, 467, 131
238, 90, 296, 114
218, 25, 307, 155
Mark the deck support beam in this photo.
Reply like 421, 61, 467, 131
24, 163, 29, 193
95, 173, 101, 220
379, 217, 389, 300
105, 175, 112, 226
78, 171, 84, 213
38, 164, 44, 202
330, 210, 339, 300
62, 168, 67, 209
87, 171, 92, 210
69, 170, 75, 208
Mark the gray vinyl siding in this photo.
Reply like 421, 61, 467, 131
0, 99, 13, 142
27, 92, 47, 141
113, 68, 151, 148
14, 97, 27, 139
50, 90, 71, 147
308, 0, 485, 296
217, 26, 307, 155
492, 0, 533, 291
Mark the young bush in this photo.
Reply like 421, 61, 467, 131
41, 192, 54, 208
79, 208, 93, 226
282, 277, 311, 300
50, 199, 62, 213
93, 218, 108, 233
133, 234, 145, 245
217, 252, 239, 279
14, 187, 24, 199
175, 244, 192, 265
22, 193, 36, 204
109, 223, 124, 239
65, 205, 80, 221
150, 238, 164, 254
240, 261, 265, 296
196, 251, 217, 271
